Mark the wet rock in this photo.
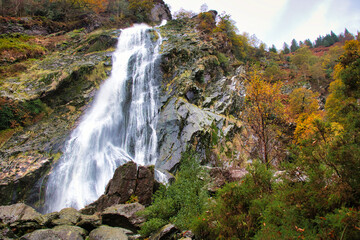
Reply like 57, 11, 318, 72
20, 225, 86, 240
89, 225, 128, 240
101, 203, 145, 232
150, 224, 179, 240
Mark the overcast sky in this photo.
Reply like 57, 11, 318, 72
164, 0, 360, 50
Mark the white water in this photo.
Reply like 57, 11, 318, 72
44, 24, 161, 212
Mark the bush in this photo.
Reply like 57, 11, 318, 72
192, 161, 273, 239
139, 149, 209, 237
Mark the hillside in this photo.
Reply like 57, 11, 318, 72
0, 2, 359, 239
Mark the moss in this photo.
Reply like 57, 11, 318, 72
0, 34, 46, 64
0, 128, 21, 148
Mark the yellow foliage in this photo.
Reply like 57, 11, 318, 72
288, 88, 319, 121
244, 70, 285, 164
293, 112, 323, 143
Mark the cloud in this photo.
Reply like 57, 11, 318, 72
164, 0, 359, 49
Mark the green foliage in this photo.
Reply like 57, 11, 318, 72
216, 52, 229, 71
0, 98, 47, 130
290, 39, 299, 52
283, 42, 290, 54
128, 0, 154, 23
192, 161, 273, 239
213, 14, 249, 61
139, 150, 209, 237
196, 12, 216, 34
0, 33, 46, 63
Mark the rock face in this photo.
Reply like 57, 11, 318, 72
81, 162, 154, 214
149, 1, 172, 23
156, 16, 245, 174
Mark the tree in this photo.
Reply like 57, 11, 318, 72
291, 46, 318, 81
283, 42, 290, 54
305, 39, 313, 48
213, 14, 248, 61
290, 39, 299, 52
128, 0, 154, 22
243, 70, 285, 166
269, 44, 277, 53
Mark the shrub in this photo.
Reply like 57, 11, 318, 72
139, 149, 209, 237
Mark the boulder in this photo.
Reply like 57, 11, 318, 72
134, 166, 154, 206
207, 167, 235, 193
76, 214, 101, 232
82, 162, 154, 214
150, 224, 179, 240
51, 208, 81, 226
89, 225, 128, 240
20, 225, 86, 240
101, 203, 145, 231
0, 203, 43, 235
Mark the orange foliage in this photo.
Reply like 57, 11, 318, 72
50, 0, 108, 13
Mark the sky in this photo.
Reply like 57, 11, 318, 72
164, 0, 360, 50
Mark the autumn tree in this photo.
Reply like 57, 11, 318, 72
128, 0, 154, 22
243, 70, 285, 166
212, 14, 252, 61
50, 0, 108, 14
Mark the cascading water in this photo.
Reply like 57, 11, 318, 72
44, 24, 162, 213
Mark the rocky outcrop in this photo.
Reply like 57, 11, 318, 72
149, 1, 172, 23
101, 203, 146, 231
81, 162, 154, 214
156, 18, 245, 174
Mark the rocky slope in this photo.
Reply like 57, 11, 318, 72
155, 14, 245, 174
0, 10, 244, 210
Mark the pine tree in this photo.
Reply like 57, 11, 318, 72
283, 42, 290, 54
305, 39, 313, 48
269, 44, 277, 53
330, 31, 339, 43
290, 39, 299, 52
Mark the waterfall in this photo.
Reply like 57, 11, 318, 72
44, 24, 161, 213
